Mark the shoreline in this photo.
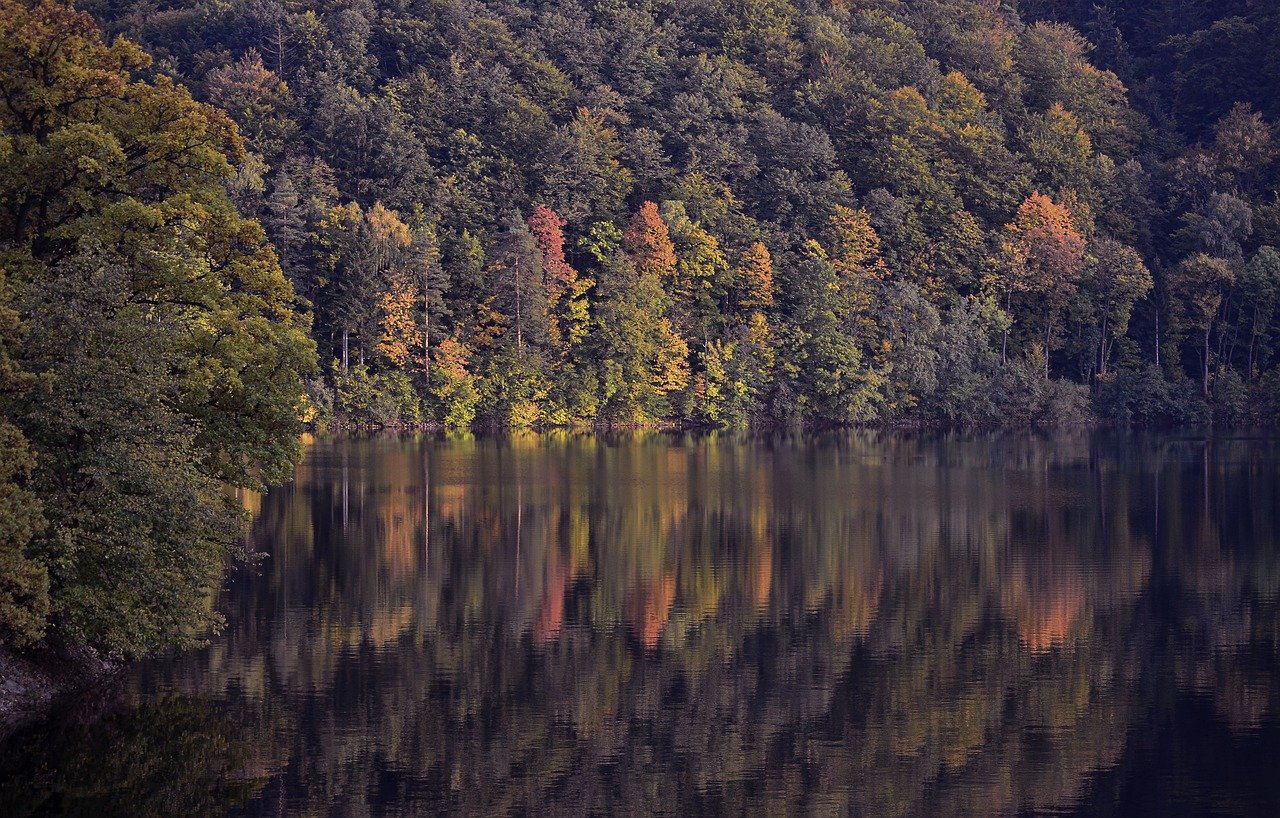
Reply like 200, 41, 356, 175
319, 418, 1241, 435
0, 643, 119, 743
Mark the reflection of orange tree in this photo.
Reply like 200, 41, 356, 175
130, 434, 1280, 816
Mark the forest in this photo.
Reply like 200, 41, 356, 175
2, 0, 1280, 652
14, 0, 1280, 434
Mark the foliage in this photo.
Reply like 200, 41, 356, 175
112, 0, 1257, 432
0, 270, 46, 647
333, 362, 421, 426
0, 0, 315, 655
4, 0, 1277, 462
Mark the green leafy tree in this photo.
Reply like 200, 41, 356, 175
775, 241, 878, 425
0, 0, 315, 654
1169, 253, 1236, 397
0, 268, 46, 647
1080, 238, 1153, 377
1240, 246, 1280, 378
592, 204, 690, 423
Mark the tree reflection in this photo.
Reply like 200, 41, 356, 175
4, 433, 1280, 816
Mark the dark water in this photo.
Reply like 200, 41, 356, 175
4, 432, 1280, 817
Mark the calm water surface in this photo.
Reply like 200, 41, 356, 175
4, 432, 1280, 816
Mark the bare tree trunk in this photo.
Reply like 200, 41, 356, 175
1044, 321, 1052, 379
1203, 324, 1211, 397
1220, 315, 1233, 375
1002, 289, 1011, 365
1099, 315, 1109, 378
1249, 305, 1259, 379
342, 328, 350, 372
515, 260, 524, 356
273, 22, 286, 76
276, 23, 286, 76
423, 298, 431, 382
1155, 310, 1160, 369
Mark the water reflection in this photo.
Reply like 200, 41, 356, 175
4, 432, 1280, 816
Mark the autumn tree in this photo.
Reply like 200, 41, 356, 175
733, 241, 775, 314
660, 200, 731, 347
377, 270, 424, 369
0, 0, 315, 654
429, 337, 480, 429
996, 192, 1087, 376
623, 201, 678, 281
203, 49, 297, 163
1020, 104, 1097, 202
64, 0, 1280, 429
593, 205, 690, 423
1212, 103, 1275, 186
528, 205, 589, 354
827, 205, 888, 349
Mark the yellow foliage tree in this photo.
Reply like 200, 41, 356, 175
377, 269, 424, 369
735, 241, 775, 312
828, 205, 888, 347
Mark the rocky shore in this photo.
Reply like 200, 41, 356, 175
0, 643, 117, 741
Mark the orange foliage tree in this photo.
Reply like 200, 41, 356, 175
623, 201, 677, 281
528, 205, 591, 353
377, 270, 423, 369
997, 192, 1086, 376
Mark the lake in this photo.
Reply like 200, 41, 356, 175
3, 432, 1280, 816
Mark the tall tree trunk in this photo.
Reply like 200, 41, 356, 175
1220, 315, 1233, 375
1203, 324, 1211, 398
1155, 310, 1160, 369
515, 260, 524, 357
342, 328, 350, 372
423, 296, 431, 382
1044, 320, 1052, 379
1099, 315, 1109, 378
1002, 289, 1011, 365
1249, 305, 1259, 379
275, 22, 288, 76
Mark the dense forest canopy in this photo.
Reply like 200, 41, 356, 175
59, 0, 1280, 430
0, 0, 315, 655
